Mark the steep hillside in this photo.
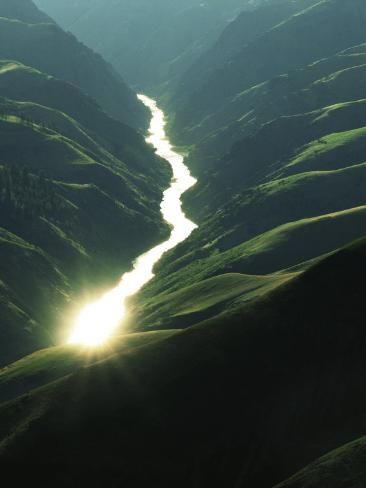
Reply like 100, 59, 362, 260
172, 0, 317, 118
184, 44, 366, 166
0, 0, 147, 128
0, 61, 156, 169
0, 61, 170, 365
171, 0, 366, 141
1, 240, 366, 487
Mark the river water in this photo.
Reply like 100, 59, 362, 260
69, 95, 197, 346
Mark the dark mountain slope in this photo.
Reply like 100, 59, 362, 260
1, 239, 366, 488
187, 99, 366, 220
0, 1, 147, 128
171, 0, 366, 143
184, 44, 366, 167
0, 330, 178, 405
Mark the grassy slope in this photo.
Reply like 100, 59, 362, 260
184, 49, 366, 172
133, 272, 294, 330
1, 239, 366, 487
135, 205, 366, 306
186, 67, 366, 219
0, 228, 69, 365
0, 95, 168, 252
275, 435, 366, 488
171, 0, 317, 122
133, 146, 366, 326
0, 10, 147, 128
0, 330, 179, 404
0, 60, 149, 157
0, 60, 151, 162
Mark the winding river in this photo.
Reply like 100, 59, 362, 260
69, 95, 198, 346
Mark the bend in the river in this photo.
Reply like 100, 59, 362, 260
69, 95, 197, 346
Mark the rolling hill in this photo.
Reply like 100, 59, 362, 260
1, 239, 366, 487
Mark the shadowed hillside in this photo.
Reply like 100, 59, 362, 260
171, 0, 366, 141
1, 239, 366, 487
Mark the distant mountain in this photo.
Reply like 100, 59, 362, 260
0, 0, 148, 129
34, 0, 258, 93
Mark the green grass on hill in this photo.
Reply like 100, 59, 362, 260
0, 226, 70, 366
0, 15, 147, 128
139, 205, 366, 304
275, 435, 366, 488
135, 272, 294, 330
0, 330, 179, 404
284, 126, 366, 174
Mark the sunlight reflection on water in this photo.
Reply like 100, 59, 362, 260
68, 95, 197, 346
